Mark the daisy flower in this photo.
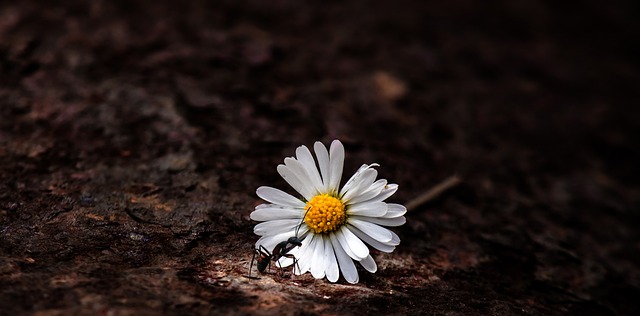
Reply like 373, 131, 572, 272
250, 140, 406, 283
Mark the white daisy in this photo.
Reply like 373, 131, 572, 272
250, 140, 406, 283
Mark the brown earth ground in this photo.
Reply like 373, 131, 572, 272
1, 0, 639, 315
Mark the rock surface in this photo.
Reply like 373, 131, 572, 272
1, 0, 639, 315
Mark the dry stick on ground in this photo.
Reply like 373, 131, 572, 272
405, 175, 461, 211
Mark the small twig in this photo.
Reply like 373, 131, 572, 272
405, 175, 461, 211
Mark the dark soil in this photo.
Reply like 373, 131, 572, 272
1, 0, 639, 315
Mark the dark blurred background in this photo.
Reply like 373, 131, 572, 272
1, 0, 639, 315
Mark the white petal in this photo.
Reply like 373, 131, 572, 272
349, 224, 396, 253
250, 204, 303, 221
360, 183, 398, 204
296, 145, 324, 193
292, 234, 314, 275
328, 140, 344, 193
359, 254, 377, 273
382, 203, 407, 218
324, 236, 339, 282
292, 218, 309, 237
338, 226, 369, 260
347, 201, 387, 217
255, 231, 294, 251
255, 227, 310, 251
330, 233, 359, 284
390, 230, 401, 246
341, 168, 378, 202
284, 158, 318, 196
351, 215, 406, 227
256, 186, 306, 208
277, 165, 314, 200
364, 179, 387, 194
348, 179, 387, 204
348, 218, 393, 243
310, 234, 326, 279
276, 256, 295, 268
341, 164, 367, 189
253, 219, 301, 235
340, 164, 372, 197
334, 227, 358, 259
314, 142, 331, 191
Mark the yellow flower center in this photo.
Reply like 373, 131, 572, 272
304, 194, 346, 234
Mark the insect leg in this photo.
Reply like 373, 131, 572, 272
259, 245, 272, 273
249, 247, 257, 277
279, 253, 300, 277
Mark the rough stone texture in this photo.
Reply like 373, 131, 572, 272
1, 0, 639, 315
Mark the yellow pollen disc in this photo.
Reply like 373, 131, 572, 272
304, 194, 346, 234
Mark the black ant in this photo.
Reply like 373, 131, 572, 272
248, 236, 302, 278
247, 207, 310, 278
